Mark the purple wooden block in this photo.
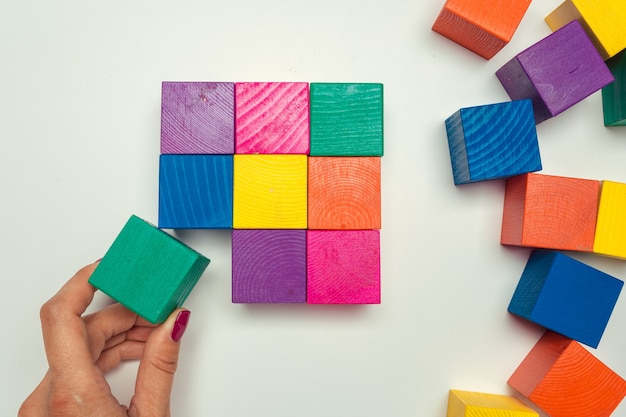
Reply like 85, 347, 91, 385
161, 82, 235, 154
496, 20, 614, 124
232, 229, 306, 303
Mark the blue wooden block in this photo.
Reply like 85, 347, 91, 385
445, 99, 541, 185
159, 154, 233, 229
508, 249, 623, 348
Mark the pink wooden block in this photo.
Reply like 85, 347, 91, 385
307, 230, 380, 304
235, 82, 310, 154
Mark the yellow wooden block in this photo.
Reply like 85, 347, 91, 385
594, 180, 626, 259
545, 0, 626, 59
447, 390, 538, 417
233, 154, 307, 229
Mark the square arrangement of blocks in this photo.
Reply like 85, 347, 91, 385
158, 81, 384, 304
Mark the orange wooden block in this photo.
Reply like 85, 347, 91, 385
501, 173, 600, 252
432, 0, 532, 59
308, 157, 381, 230
509, 331, 626, 417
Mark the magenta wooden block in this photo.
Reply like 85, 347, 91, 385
232, 230, 306, 303
161, 82, 235, 154
235, 82, 309, 154
496, 20, 614, 124
307, 230, 380, 304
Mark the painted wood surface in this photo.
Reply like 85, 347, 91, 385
446, 390, 538, 417
501, 173, 600, 252
508, 250, 623, 348
594, 180, 626, 259
602, 50, 626, 126
235, 82, 309, 154
508, 331, 626, 417
159, 154, 234, 229
496, 20, 614, 124
307, 230, 380, 304
307, 157, 381, 229
431, 0, 531, 60
445, 99, 540, 185
309, 83, 383, 156
545, 0, 626, 60
88, 215, 210, 324
161, 82, 235, 154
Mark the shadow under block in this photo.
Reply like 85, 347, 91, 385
235, 82, 309, 154
232, 230, 306, 303
233, 154, 307, 229
431, 0, 532, 60
496, 20, 614, 124
307, 230, 380, 304
508, 331, 626, 417
594, 180, 626, 259
161, 82, 235, 154
309, 83, 383, 156
509, 250, 623, 348
88, 215, 210, 324
446, 390, 538, 417
445, 100, 541, 185
501, 173, 600, 252
308, 157, 381, 229
602, 50, 626, 126
545, 0, 626, 60
159, 154, 233, 229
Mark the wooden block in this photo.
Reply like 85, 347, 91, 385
496, 20, 614, 124
159, 155, 233, 229
235, 82, 309, 154
161, 82, 235, 154
509, 250, 623, 348
445, 100, 541, 185
545, 0, 626, 60
307, 230, 380, 304
431, 0, 532, 60
232, 230, 306, 303
88, 215, 210, 324
602, 50, 626, 126
508, 331, 626, 417
309, 83, 383, 156
446, 390, 538, 417
307, 157, 381, 229
501, 173, 600, 252
594, 180, 626, 259
233, 154, 307, 229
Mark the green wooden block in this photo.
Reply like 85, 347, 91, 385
89, 215, 210, 324
602, 50, 626, 126
309, 83, 384, 156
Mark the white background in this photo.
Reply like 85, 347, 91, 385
2, 0, 626, 416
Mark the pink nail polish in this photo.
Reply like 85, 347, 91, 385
171, 310, 191, 342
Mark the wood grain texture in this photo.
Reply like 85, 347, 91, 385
508, 250, 623, 348
233, 155, 307, 229
232, 229, 306, 303
445, 100, 541, 185
88, 215, 210, 324
159, 155, 234, 229
308, 157, 381, 229
161, 82, 235, 154
446, 390, 538, 417
508, 331, 626, 417
432, 0, 531, 60
309, 83, 383, 156
307, 230, 380, 304
235, 82, 309, 154
594, 180, 626, 259
602, 50, 626, 126
501, 173, 600, 252
545, 0, 626, 60
496, 20, 614, 124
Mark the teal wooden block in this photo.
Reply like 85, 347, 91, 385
602, 50, 626, 126
88, 215, 210, 324
309, 83, 384, 156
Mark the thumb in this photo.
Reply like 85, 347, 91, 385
129, 309, 191, 416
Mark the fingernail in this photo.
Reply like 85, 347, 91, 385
171, 310, 191, 342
